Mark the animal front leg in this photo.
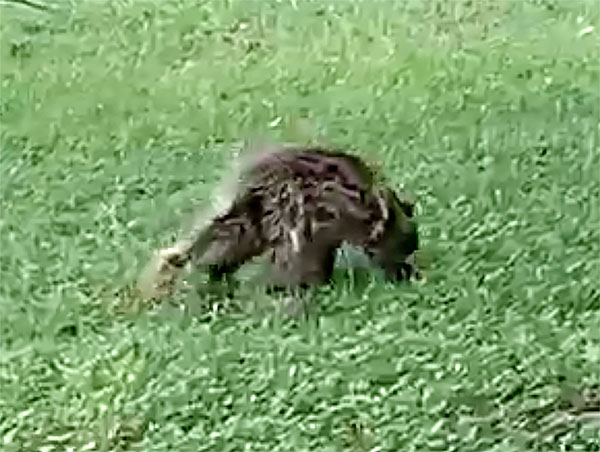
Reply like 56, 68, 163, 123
365, 243, 419, 282
264, 239, 337, 319
268, 237, 338, 288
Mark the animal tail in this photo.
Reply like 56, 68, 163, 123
136, 143, 250, 300
136, 140, 297, 300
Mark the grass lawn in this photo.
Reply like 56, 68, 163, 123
1, 0, 599, 450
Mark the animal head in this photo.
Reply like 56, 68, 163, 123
369, 186, 419, 280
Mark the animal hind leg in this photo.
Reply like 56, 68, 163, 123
193, 216, 267, 283
137, 212, 264, 300
136, 241, 196, 300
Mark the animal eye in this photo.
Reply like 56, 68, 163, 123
400, 203, 413, 217
394, 190, 415, 217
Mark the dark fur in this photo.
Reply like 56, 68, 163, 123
141, 145, 419, 297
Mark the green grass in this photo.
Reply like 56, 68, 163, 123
1, 0, 599, 450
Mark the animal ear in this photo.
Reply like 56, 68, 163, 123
395, 187, 416, 217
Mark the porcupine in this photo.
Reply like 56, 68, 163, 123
137, 144, 419, 300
